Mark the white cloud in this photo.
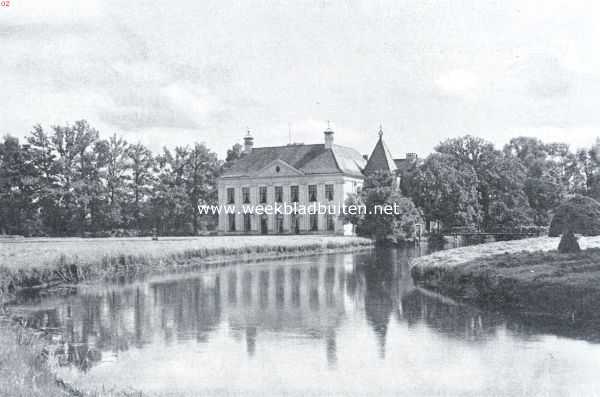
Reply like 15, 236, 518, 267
4, 0, 103, 22
2, 0, 600, 158
435, 69, 481, 99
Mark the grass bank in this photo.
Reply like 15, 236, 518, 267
411, 236, 600, 321
0, 319, 78, 397
0, 235, 372, 297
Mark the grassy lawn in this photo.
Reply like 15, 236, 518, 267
0, 235, 372, 271
412, 236, 600, 270
411, 236, 600, 321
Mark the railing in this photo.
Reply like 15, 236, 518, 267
448, 226, 548, 237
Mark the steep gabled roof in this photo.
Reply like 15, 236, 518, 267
364, 135, 397, 174
221, 143, 366, 178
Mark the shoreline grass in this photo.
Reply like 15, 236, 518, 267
0, 235, 372, 299
411, 236, 600, 322
0, 319, 68, 397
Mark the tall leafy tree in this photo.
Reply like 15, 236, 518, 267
183, 143, 221, 234
0, 135, 40, 235
436, 135, 533, 230
404, 153, 480, 232
99, 134, 130, 228
345, 171, 422, 244
49, 120, 99, 235
126, 142, 154, 231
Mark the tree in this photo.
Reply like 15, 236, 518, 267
504, 137, 574, 225
0, 135, 40, 235
549, 194, 600, 237
126, 142, 154, 231
49, 120, 99, 235
223, 143, 243, 170
436, 135, 533, 231
483, 154, 533, 230
183, 143, 221, 234
27, 125, 59, 235
345, 171, 422, 245
403, 153, 480, 232
98, 134, 130, 229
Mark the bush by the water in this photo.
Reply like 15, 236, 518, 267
549, 195, 600, 237
558, 230, 581, 254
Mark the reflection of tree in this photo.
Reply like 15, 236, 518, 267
401, 289, 501, 341
36, 275, 223, 372
362, 253, 397, 359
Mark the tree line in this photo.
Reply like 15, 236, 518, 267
0, 120, 243, 236
2, 121, 600, 237
346, 135, 600, 244
402, 135, 600, 233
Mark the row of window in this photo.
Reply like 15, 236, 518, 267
228, 213, 336, 233
227, 184, 334, 204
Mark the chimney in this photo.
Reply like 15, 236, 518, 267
324, 127, 334, 149
243, 130, 254, 154
406, 152, 417, 162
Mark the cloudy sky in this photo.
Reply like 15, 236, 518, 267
1, 0, 600, 158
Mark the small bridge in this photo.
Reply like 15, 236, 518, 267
448, 226, 548, 238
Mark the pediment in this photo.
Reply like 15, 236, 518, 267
252, 159, 304, 177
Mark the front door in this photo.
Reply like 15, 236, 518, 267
260, 215, 268, 234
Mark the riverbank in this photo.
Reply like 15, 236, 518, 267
0, 320, 68, 397
0, 235, 372, 298
411, 236, 600, 321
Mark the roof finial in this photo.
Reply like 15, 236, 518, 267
378, 124, 383, 138
327, 120, 332, 131
246, 127, 251, 137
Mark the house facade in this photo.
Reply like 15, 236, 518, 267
217, 126, 417, 235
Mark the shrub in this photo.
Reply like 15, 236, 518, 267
549, 195, 600, 237
558, 230, 580, 254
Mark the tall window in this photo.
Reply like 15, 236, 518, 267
327, 214, 335, 231
308, 185, 317, 202
310, 214, 318, 231
227, 187, 235, 204
325, 184, 334, 201
243, 214, 251, 232
290, 185, 299, 202
276, 214, 284, 233
228, 213, 236, 232
274, 186, 283, 203
242, 187, 250, 204
259, 186, 267, 203
291, 213, 300, 234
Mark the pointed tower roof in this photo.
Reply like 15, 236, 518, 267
364, 125, 398, 174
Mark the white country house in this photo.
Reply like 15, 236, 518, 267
216, 126, 417, 235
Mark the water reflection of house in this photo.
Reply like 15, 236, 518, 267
220, 255, 348, 365
17, 248, 506, 374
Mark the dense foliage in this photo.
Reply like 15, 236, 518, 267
3, 120, 600, 237
549, 195, 600, 237
403, 135, 600, 233
345, 171, 422, 244
0, 120, 223, 236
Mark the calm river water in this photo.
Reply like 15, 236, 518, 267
13, 247, 600, 396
